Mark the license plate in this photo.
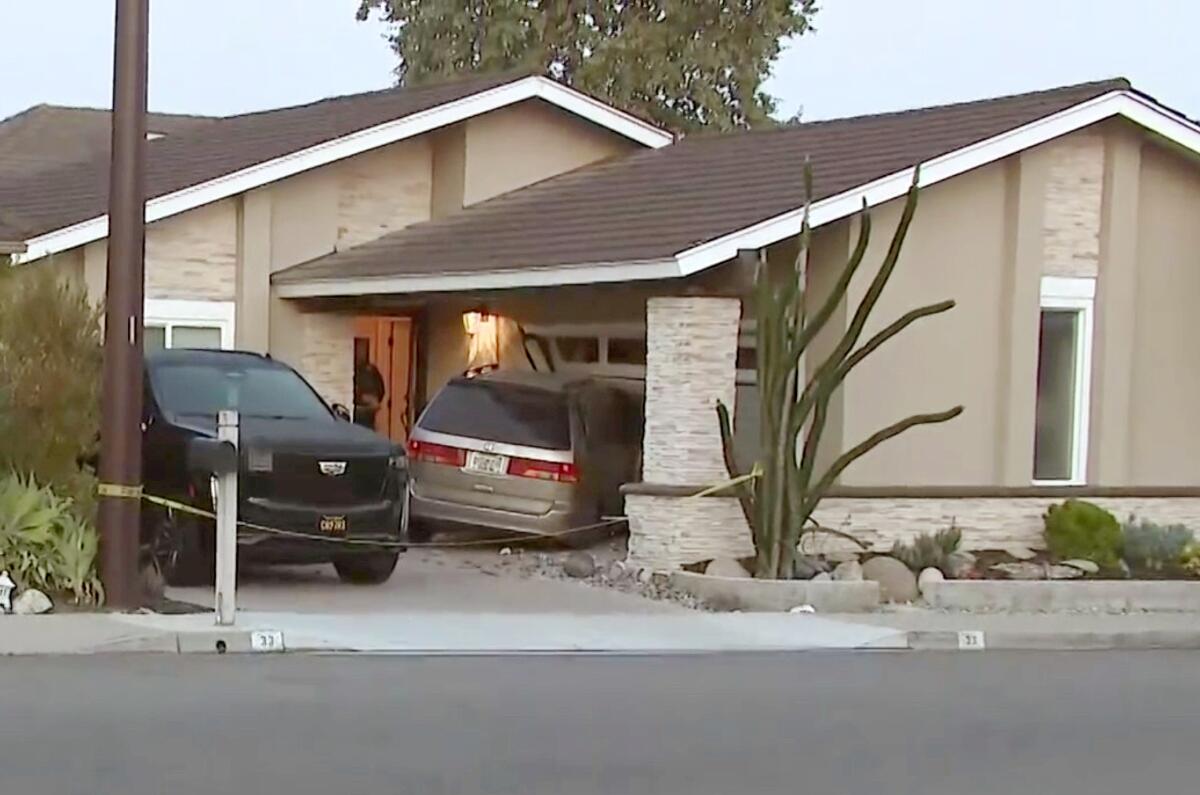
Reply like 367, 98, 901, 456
465, 450, 508, 475
319, 515, 347, 535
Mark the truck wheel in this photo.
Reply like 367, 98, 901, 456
153, 511, 216, 587
333, 551, 399, 584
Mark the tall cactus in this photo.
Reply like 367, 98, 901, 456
717, 170, 963, 579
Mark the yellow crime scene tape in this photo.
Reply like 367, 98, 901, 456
98, 482, 625, 549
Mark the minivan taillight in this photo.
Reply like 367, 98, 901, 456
408, 439, 467, 467
507, 457, 579, 484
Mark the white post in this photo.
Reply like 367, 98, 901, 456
215, 410, 239, 626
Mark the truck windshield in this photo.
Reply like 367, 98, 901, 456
150, 361, 332, 420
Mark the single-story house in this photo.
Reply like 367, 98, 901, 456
3, 72, 1199, 569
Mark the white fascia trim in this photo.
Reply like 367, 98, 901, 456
14, 76, 672, 264
674, 91, 1200, 276
273, 258, 681, 299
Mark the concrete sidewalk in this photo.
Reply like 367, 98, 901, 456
5, 607, 1200, 655
825, 608, 1200, 650
0, 611, 908, 655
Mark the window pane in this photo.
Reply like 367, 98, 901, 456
1033, 309, 1079, 481
172, 325, 223, 349
607, 337, 647, 365
555, 336, 599, 363
144, 325, 167, 352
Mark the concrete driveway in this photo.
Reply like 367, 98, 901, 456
167, 544, 684, 615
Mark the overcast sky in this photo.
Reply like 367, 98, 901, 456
0, 0, 1194, 123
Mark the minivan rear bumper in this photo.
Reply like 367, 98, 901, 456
410, 490, 585, 537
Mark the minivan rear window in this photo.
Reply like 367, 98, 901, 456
419, 380, 571, 450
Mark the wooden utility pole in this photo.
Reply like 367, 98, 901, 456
97, 0, 150, 609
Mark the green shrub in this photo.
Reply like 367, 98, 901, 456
0, 262, 103, 518
1181, 544, 1200, 577
891, 525, 962, 573
1043, 500, 1122, 569
0, 473, 103, 604
1121, 518, 1194, 572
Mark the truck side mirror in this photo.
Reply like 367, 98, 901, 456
332, 403, 352, 422
186, 437, 238, 477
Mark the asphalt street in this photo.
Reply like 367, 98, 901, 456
1, 651, 1197, 794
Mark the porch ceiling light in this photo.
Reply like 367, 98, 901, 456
463, 309, 500, 372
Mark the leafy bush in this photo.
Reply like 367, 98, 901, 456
891, 525, 962, 573
0, 473, 103, 604
0, 262, 103, 517
1043, 500, 1122, 569
1121, 518, 1194, 572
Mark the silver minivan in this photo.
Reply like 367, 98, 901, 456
406, 371, 640, 541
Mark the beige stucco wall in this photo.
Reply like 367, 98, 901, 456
795, 123, 1200, 490
430, 125, 467, 219
1125, 143, 1200, 485
462, 100, 635, 207
834, 160, 1013, 486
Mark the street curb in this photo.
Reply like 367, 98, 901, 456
906, 629, 1200, 651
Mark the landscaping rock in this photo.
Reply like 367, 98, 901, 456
562, 552, 596, 579
862, 556, 919, 603
705, 557, 751, 578
1063, 559, 1100, 575
811, 572, 833, 583
832, 560, 863, 582
1046, 564, 1084, 580
1005, 545, 1038, 561
12, 588, 52, 615
943, 550, 977, 579
605, 561, 627, 582
792, 555, 828, 580
918, 567, 945, 594
991, 561, 1046, 580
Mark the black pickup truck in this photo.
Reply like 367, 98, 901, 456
141, 349, 406, 586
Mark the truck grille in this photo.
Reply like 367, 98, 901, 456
244, 454, 389, 506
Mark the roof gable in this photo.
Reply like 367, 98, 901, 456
4, 72, 671, 260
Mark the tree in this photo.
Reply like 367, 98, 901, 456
716, 172, 964, 580
356, 0, 817, 133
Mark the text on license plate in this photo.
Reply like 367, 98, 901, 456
465, 451, 508, 475
319, 515, 347, 535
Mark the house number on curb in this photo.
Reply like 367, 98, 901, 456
957, 630, 986, 650
250, 630, 286, 653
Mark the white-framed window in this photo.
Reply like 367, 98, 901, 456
527, 321, 759, 385
1032, 276, 1095, 485
144, 299, 235, 351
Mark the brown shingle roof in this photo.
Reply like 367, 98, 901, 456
0, 105, 216, 180
275, 78, 1132, 286
0, 71, 532, 240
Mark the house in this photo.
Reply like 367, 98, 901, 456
3, 73, 1199, 570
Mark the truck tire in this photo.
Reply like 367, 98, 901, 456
153, 511, 216, 587
333, 551, 399, 584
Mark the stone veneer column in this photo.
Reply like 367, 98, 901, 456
641, 296, 742, 484
627, 296, 753, 571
